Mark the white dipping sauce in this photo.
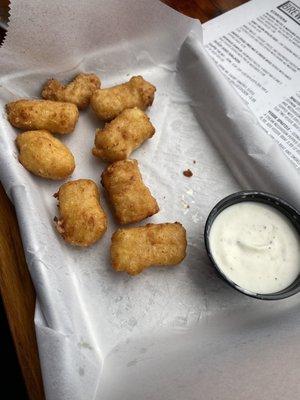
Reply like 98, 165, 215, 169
209, 202, 300, 294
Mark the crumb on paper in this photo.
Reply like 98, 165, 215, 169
181, 202, 189, 210
193, 160, 196, 164
183, 169, 193, 177
192, 212, 201, 224
181, 195, 190, 214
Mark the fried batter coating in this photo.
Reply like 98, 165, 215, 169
6, 99, 79, 134
101, 159, 159, 224
42, 73, 100, 109
91, 76, 156, 121
111, 222, 187, 275
16, 130, 75, 180
55, 179, 107, 246
92, 108, 155, 162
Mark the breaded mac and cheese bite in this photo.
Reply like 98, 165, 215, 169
6, 99, 79, 134
42, 73, 100, 109
16, 130, 75, 180
55, 179, 107, 246
92, 107, 155, 162
111, 222, 187, 275
91, 76, 156, 121
101, 159, 159, 225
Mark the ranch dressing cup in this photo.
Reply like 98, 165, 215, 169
204, 191, 300, 300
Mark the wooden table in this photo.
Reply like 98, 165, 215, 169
0, 1, 248, 398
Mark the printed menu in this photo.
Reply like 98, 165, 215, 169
204, 0, 300, 168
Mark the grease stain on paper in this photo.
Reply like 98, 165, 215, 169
78, 338, 93, 350
127, 359, 138, 367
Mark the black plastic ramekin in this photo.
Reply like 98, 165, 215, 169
204, 191, 300, 300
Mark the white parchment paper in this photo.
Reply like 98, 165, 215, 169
0, 1, 299, 400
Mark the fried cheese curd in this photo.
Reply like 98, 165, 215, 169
6, 99, 79, 134
111, 222, 187, 275
42, 73, 100, 109
91, 76, 156, 121
101, 159, 159, 224
55, 179, 107, 246
16, 130, 75, 180
92, 107, 155, 162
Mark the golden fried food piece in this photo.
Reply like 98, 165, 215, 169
16, 130, 75, 180
92, 108, 155, 162
101, 159, 159, 224
55, 179, 107, 247
42, 73, 100, 109
111, 222, 187, 275
6, 99, 79, 134
91, 76, 156, 121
